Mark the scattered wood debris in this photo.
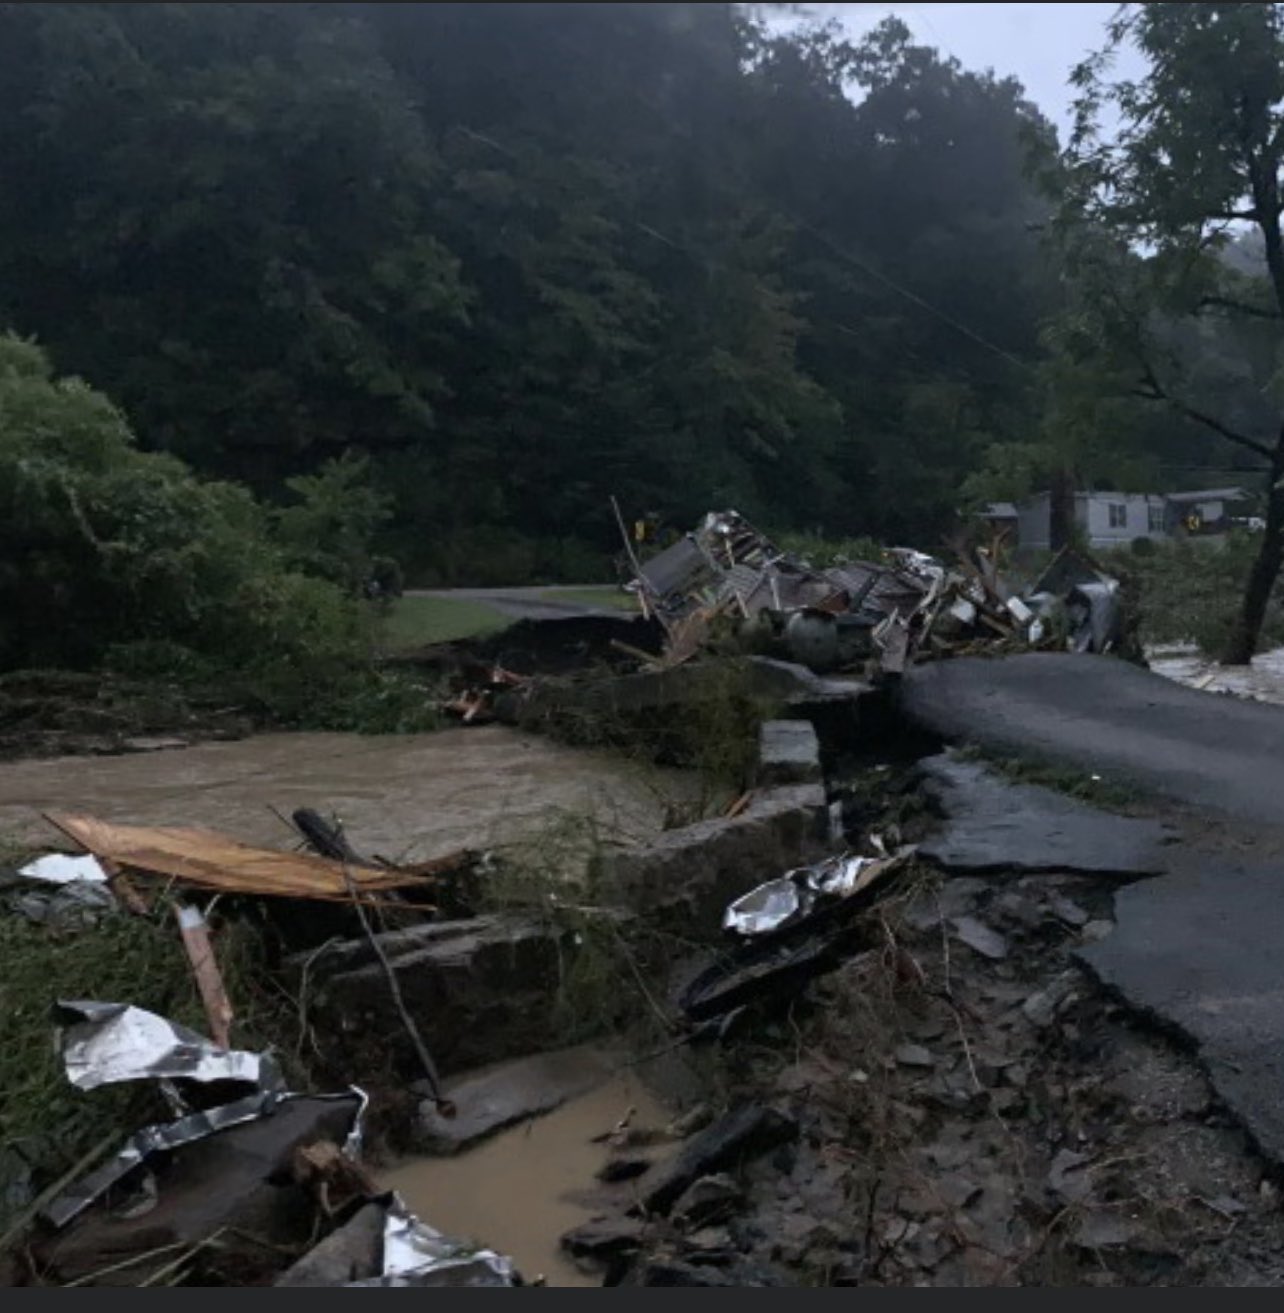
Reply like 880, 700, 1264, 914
43, 812, 456, 904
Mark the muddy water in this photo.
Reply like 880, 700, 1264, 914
0, 725, 702, 863
382, 1072, 669, 1287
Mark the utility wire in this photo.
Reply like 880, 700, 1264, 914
794, 219, 1034, 372
453, 124, 1033, 373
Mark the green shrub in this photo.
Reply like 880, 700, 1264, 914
274, 452, 393, 596
0, 334, 380, 720
1111, 533, 1284, 656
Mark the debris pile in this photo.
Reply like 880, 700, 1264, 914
1, 805, 517, 1286
22, 999, 518, 1285
628, 510, 1124, 675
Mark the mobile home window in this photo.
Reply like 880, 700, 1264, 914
1108, 502, 1127, 529
1148, 503, 1165, 533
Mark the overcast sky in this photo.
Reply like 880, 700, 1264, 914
807, 2, 1137, 139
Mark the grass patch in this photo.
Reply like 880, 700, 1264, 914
1102, 533, 1284, 657
380, 595, 509, 650
477, 809, 684, 1049
538, 586, 636, 612
960, 746, 1143, 810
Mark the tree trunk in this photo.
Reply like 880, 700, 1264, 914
1049, 465, 1075, 551
1221, 450, 1284, 665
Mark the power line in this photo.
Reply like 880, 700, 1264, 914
795, 219, 1034, 372
454, 123, 1034, 373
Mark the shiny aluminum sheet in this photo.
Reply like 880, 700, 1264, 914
57, 1001, 267, 1092
42, 1088, 366, 1230
344, 1199, 518, 1286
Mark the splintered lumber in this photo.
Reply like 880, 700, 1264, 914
44, 812, 441, 903
175, 903, 233, 1049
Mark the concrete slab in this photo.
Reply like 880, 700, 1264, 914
917, 754, 1172, 877
757, 719, 822, 786
276, 1201, 385, 1286
415, 1046, 620, 1153
600, 784, 827, 935
297, 916, 578, 1078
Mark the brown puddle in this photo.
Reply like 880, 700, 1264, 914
381, 1072, 669, 1287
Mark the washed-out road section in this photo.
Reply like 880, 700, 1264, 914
903, 651, 1284, 1166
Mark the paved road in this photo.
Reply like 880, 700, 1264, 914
408, 585, 627, 622
902, 651, 1284, 1165
900, 651, 1284, 823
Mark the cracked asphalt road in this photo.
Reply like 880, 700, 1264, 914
901, 652, 1284, 1166
900, 652, 1284, 823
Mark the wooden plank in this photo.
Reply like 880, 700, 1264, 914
99, 855, 151, 915
175, 904, 233, 1049
45, 812, 437, 902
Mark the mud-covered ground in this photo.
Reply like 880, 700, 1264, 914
722, 867, 1284, 1286
599, 764, 1284, 1287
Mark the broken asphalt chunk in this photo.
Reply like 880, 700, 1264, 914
561, 1215, 648, 1262
917, 754, 1171, 878
951, 915, 1008, 961
672, 1173, 744, 1225
1022, 969, 1082, 1028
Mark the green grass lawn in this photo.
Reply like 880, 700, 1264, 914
539, 585, 637, 611
382, 595, 509, 649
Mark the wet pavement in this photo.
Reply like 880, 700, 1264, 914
900, 652, 1284, 823
1082, 850, 1284, 1167
0, 725, 699, 860
918, 754, 1174, 877
903, 651, 1284, 1177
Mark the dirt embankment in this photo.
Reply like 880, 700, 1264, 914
0, 671, 253, 762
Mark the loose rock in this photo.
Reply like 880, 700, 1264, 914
638, 1106, 798, 1216
673, 1174, 744, 1225
952, 915, 1009, 961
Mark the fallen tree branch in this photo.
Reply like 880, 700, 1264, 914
341, 864, 454, 1117
1198, 293, 1282, 320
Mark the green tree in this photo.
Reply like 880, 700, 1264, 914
1064, 2, 1284, 662
275, 453, 392, 595
0, 3, 1065, 578
741, 15, 1055, 542
0, 2, 468, 489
